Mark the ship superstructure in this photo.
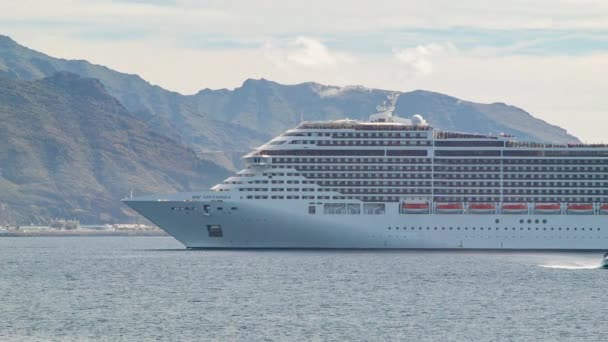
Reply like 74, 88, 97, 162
124, 97, 608, 249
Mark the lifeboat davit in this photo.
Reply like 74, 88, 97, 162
600, 204, 608, 215
436, 203, 464, 214
468, 203, 495, 214
533, 203, 561, 215
501, 203, 528, 214
401, 202, 429, 214
566, 203, 594, 215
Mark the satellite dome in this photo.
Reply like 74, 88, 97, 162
412, 114, 427, 126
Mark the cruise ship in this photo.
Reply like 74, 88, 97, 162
123, 96, 608, 249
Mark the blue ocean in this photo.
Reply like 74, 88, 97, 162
0, 237, 606, 341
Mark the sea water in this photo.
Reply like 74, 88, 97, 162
0, 237, 607, 341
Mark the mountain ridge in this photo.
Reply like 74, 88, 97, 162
0, 35, 584, 224
0, 71, 228, 224
0, 34, 579, 148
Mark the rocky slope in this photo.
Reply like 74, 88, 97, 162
0, 72, 227, 224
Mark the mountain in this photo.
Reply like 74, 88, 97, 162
0, 35, 582, 224
0, 35, 579, 162
0, 72, 228, 224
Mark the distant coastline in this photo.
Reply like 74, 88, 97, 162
0, 230, 168, 237
0, 224, 167, 237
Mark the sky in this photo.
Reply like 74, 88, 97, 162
1, 0, 608, 141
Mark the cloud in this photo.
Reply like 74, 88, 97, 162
2, 0, 608, 142
263, 37, 355, 69
393, 43, 455, 76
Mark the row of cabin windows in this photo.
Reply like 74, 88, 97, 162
504, 189, 608, 195
237, 187, 433, 195
435, 182, 608, 189
388, 226, 602, 232
232, 176, 608, 191
437, 197, 608, 202
503, 182, 608, 188
504, 174, 608, 179
268, 157, 608, 167
245, 195, 319, 200
434, 158, 608, 165
503, 166, 608, 172
321, 189, 432, 194
284, 131, 429, 138
433, 166, 608, 172
434, 166, 500, 172
301, 173, 461, 179
317, 181, 432, 186
503, 159, 608, 165
302, 132, 429, 138
257, 180, 299, 184
267, 180, 313, 184
272, 157, 431, 164
239, 188, 313, 192
298, 140, 432, 146
257, 172, 608, 181
261, 172, 301, 176
294, 165, 431, 171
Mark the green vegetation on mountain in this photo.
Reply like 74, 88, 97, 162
0, 72, 227, 224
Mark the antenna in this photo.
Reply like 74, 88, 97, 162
300, 112, 304, 123
130, 189, 133, 199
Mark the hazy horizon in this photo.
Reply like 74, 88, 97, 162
1, 0, 608, 141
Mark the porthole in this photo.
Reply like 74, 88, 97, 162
388, 227, 391, 230
527, 219, 532, 224
535, 219, 539, 224
542, 219, 547, 224
495, 219, 500, 224
520, 219, 524, 224
395, 227, 399, 230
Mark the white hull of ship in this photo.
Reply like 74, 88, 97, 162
124, 195, 608, 250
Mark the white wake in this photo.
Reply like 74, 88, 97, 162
538, 262, 600, 270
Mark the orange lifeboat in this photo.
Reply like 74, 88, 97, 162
600, 204, 608, 215
468, 203, 495, 214
533, 203, 561, 215
501, 203, 528, 214
567, 204, 593, 215
401, 202, 429, 214
436, 203, 463, 214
